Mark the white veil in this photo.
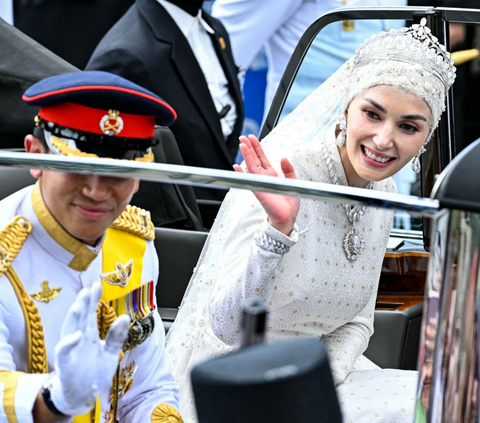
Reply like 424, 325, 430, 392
165, 20, 455, 419
164, 59, 351, 419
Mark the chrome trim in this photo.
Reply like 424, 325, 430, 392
389, 229, 425, 241
0, 151, 440, 216
415, 209, 480, 421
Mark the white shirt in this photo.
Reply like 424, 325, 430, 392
158, 0, 237, 141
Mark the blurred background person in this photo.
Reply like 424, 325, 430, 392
0, 0, 134, 69
212, 0, 407, 127
87, 0, 244, 228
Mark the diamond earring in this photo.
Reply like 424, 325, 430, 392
336, 114, 347, 147
411, 144, 427, 173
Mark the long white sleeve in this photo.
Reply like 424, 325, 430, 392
209, 190, 298, 345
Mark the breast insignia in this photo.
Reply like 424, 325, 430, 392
101, 259, 134, 287
118, 361, 138, 398
0, 216, 32, 277
112, 205, 155, 240
31, 281, 62, 303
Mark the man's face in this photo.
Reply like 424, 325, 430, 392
25, 135, 140, 246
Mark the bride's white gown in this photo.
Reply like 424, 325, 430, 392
166, 133, 418, 423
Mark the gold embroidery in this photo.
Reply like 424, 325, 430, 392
112, 205, 155, 241
118, 361, 137, 398
151, 404, 184, 423
101, 259, 134, 287
134, 151, 154, 163
104, 409, 115, 423
50, 136, 154, 163
31, 281, 62, 303
138, 210, 150, 230
1, 371, 24, 423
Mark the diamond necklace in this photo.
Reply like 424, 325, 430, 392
321, 139, 373, 261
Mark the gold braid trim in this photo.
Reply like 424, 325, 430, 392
96, 300, 124, 362
0, 217, 46, 374
97, 300, 117, 340
6, 268, 47, 374
97, 301, 125, 423
151, 404, 184, 423
50, 136, 154, 163
0, 217, 32, 277
135, 152, 154, 162
112, 205, 155, 241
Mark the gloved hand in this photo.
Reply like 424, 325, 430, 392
50, 282, 130, 416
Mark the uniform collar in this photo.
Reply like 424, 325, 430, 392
25, 183, 99, 271
157, 0, 214, 37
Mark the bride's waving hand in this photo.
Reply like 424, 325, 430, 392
233, 134, 300, 236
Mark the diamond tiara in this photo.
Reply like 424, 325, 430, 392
354, 18, 456, 90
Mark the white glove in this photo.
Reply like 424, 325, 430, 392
50, 282, 130, 416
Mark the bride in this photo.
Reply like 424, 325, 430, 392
166, 19, 456, 423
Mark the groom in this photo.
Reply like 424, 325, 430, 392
0, 71, 183, 422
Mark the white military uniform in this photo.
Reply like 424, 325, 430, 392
0, 184, 181, 423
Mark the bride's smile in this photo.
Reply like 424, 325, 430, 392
339, 84, 431, 188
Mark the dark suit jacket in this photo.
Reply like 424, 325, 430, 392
86, 0, 245, 203
0, 17, 78, 149
13, 0, 134, 69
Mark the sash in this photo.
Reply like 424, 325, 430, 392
74, 227, 148, 423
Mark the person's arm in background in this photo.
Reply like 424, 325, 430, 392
211, 0, 303, 70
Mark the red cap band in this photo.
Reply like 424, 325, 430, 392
38, 102, 155, 138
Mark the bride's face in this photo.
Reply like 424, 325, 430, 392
341, 85, 431, 187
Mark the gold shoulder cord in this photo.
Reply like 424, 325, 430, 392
97, 300, 125, 423
96, 300, 117, 340
112, 205, 155, 241
0, 217, 48, 374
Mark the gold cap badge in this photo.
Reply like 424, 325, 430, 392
100, 109, 124, 136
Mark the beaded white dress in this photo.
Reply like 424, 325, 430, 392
166, 131, 419, 423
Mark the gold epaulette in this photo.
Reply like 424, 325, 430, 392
112, 205, 155, 241
0, 216, 32, 277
